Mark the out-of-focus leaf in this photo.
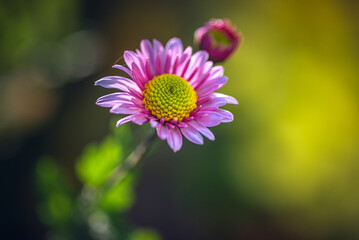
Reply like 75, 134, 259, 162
36, 156, 71, 196
38, 192, 72, 225
76, 125, 133, 187
101, 174, 134, 212
76, 137, 122, 186
128, 228, 162, 240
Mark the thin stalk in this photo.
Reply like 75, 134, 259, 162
79, 129, 157, 213
104, 128, 157, 190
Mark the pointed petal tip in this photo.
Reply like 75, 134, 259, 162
230, 97, 239, 105
116, 115, 132, 127
141, 39, 151, 45
167, 127, 183, 152
206, 133, 216, 141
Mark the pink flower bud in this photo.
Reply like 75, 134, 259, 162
194, 19, 242, 62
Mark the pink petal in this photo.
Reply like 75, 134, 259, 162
197, 96, 212, 105
209, 65, 224, 79
197, 84, 222, 100
200, 98, 227, 110
180, 126, 204, 145
110, 104, 140, 114
197, 77, 228, 99
171, 55, 179, 74
116, 115, 134, 127
141, 40, 156, 76
212, 93, 238, 105
112, 65, 133, 78
181, 46, 193, 64
195, 111, 223, 127
163, 52, 172, 74
184, 51, 208, 80
191, 62, 213, 89
187, 120, 215, 141
157, 123, 169, 140
155, 54, 162, 75
131, 114, 148, 125
214, 109, 234, 122
141, 40, 155, 60
177, 121, 188, 128
134, 49, 149, 78
127, 86, 144, 100
150, 119, 159, 128
95, 76, 140, 92
123, 51, 140, 70
131, 63, 146, 88
167, 127, 183, 152
96, 92, 134, 107
205, 75, 228, 87
116, 113, 147, 127
153, 39, 164, 54
176, 49, 191, 76
165, 38, 183, 56
179, 54, 192, 77
146, 58, 153, 80
131, 97, 144, 108
166, 122, 175, 129
186, 66, 198, 83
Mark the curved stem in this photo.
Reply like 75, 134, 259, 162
79, 129, 157, 216
104, 128, 157, 190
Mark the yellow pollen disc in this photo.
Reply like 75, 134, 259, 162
143, 74, 197, 122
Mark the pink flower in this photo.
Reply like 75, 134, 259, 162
194, 19, 242, 62
95, 38, 238, 152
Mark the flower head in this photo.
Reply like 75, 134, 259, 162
95, 38, 238, 152
194, 19, 242, 62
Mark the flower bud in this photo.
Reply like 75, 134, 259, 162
194, 19, 242, 62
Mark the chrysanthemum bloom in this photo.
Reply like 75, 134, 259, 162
95, 38, 238, 152
194, 19, 242, 62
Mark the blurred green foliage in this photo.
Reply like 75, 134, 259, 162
77, 137, 124, 187
35, 125, 161, 239
101, 175, 134, 212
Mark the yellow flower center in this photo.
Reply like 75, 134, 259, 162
143, 74, 197, 122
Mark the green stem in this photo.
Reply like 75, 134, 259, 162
104, 128, 157, 190
78, 129, 157, 213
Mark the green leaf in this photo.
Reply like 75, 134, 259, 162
76, 136, 122, 186
36, 156, 70, 196
76, 124, 133, 187
38, 192, 72, 224
101, 174, 135, 212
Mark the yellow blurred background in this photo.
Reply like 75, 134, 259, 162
225, 0, 359, 238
